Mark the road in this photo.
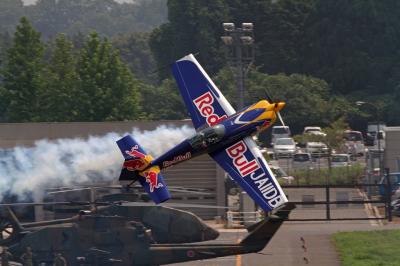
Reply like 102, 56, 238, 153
167, 186, 389, 266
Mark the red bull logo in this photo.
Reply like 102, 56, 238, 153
144, 170, 163, 192
226, 140, 260, 177
193, 92, 227, 127
125, 145, 146, 159
123, 158, 146, 171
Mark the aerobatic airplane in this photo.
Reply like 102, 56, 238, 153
117, 54, 288, 212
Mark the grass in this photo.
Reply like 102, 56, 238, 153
333, 230, 400, 266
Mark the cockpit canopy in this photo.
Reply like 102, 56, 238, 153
189, 125, 226, 150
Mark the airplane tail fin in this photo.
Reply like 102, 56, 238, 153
241, 203, 295, 247
116, 135, 171, 204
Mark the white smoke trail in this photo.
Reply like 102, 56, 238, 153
0, 125, 195, 201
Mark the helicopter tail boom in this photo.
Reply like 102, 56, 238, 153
117, 135, 171, 204
148, 203, 295, 265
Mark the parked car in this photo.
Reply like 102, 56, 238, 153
271, 126, 291, 146
273, 137, 297, 158
305, 142, 329, 157
270, 165, 294, 184
331, 154, 351, 167
378, 172, 400, 197
343, 130, 365, 156
293, 152, 312, 169
303, 126, 326, 137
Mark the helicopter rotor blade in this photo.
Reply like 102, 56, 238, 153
0, 201, 234, 209
122, 202, 235, 209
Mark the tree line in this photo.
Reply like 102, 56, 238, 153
0, 0, 167, 39
1, 0, 400, 133
150, 0, 400, 130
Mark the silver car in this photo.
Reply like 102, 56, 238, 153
306, 142, 329, 158
273, 138, 297, 158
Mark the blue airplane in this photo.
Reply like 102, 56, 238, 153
117, 54, 288, 212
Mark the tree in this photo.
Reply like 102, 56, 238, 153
140, 79, 187, 120
112, 32, 157, 84
38, 34, 78, 121
150, 0, 230, 80
1, 17, 45, 122
302, 0, 400, 94
75, 32, 141, 121
213, 67, 339, 134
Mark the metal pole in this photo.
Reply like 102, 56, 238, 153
326, 185, 331, 220
386, 168, 392, 222
377, 121, 382, 175
236, 41, 244, 109
222, 23, 254, 110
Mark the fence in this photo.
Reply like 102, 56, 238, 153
281, 182, 391, 222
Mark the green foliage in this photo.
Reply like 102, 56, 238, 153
213, 67, 333, 133
0, 0, 167, 38
140, 79, 187, 120
255, 0, 315, 74
302, 0, 400, 95
38, 34, 78, 121
112, 32, 157, 84
1, 17, 45, 122
150, 0, 230, 80
291, 163, 364, 185
333, 230, 400, 266
322, 117, 349, 151
75, 32, 141, 121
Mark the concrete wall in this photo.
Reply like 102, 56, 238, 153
0, 121, 226, 219
384, 127, 400, 172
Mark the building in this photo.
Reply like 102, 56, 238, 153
384, 126, 400, 172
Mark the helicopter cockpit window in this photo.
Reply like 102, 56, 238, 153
189, 125, 225, 149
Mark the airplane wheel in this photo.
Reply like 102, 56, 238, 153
0, 216, 19, 245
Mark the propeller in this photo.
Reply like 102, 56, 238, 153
264, 90, 286, 127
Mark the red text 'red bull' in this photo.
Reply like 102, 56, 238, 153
193, 92, 227, 127
225, 140, 285, 209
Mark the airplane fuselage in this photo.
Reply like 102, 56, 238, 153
151, 100, 283, 170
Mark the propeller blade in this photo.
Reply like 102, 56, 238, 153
122, 202, 234, 209
264, 91, 273, 103
277, 111, 286, 127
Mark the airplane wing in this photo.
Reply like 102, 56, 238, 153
171, 54, 235, 130
210, 137, 288, 212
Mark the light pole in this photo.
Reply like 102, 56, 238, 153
356, 101, 383, 179
221, 23, 255, 109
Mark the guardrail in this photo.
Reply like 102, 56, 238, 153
226, 211, 262, 228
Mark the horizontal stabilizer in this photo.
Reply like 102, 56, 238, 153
116, 135, 171, 204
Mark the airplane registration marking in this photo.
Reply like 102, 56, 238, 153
193, 92, 227, 127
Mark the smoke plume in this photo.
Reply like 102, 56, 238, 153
0, 125, 195, 201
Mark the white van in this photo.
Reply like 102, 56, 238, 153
331, 154, 351, 167
343, 130, 365, 156
271, 126, 291, 146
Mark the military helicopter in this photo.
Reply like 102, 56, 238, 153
0, 199, 223, 248
0, 183, 220, 245
0, 202, 294, 265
